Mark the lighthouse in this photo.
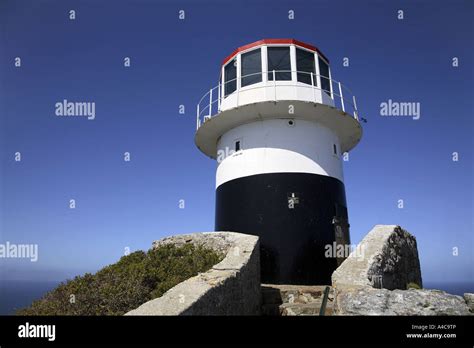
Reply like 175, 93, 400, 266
195, 39, 362, 285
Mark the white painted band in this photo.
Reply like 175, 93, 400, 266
216, 118, 344, 188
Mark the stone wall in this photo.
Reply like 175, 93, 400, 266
332, 225, 422, 290
125, 232, 261, 316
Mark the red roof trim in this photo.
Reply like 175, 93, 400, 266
221, 39, 329, 66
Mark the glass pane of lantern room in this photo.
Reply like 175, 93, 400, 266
318, 57, 331, 96
296, 48, 316, 85
267, 47, 291, 81
224, 60, 237, 97
241, 49, 262, 87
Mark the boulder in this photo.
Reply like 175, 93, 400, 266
332, 225, 422, 290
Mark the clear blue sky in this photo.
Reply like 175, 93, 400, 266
0, 0, 472, 286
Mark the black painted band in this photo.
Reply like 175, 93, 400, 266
215, 172, 350, 284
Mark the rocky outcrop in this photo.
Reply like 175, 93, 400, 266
332, 225, 422, 290
334, 287, 471, 315
332, 225, 472, 316
464, 293, 474, 313
125, 232, 261, 316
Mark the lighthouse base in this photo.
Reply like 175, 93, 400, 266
215, 172, 350, 285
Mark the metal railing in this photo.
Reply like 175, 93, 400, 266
196, 70, 360, 130
319, 286, 331, 316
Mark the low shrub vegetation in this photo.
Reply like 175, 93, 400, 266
407, 282, 422, 290
16, 243, 223, 315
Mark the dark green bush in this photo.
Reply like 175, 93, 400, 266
16, 243, 223, 316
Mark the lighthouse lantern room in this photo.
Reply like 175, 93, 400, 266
195, 39, 362, 285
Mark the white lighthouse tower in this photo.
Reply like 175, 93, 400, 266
195, 39, 362, 285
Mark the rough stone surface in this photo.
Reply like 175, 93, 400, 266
261, 284, 334, 316
332, 225, 422, 290
334, 287, 472, 315
152, 232, 235, 255
125, 232, 261, 316
331, 225, 472, 316
280, 302, 322, 316
464, 293, 474, 312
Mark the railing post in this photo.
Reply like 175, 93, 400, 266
208, 88, 213, 117
273, 70, 276, 102
217, 83, 221, 112
338, 82, 345, 112
353, 95, 358, 120
328, 68, 334, 100
311, 73, 316, 103
236, 78, 239, 107
319, 286, 330, 316
196, 104, 200, 130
